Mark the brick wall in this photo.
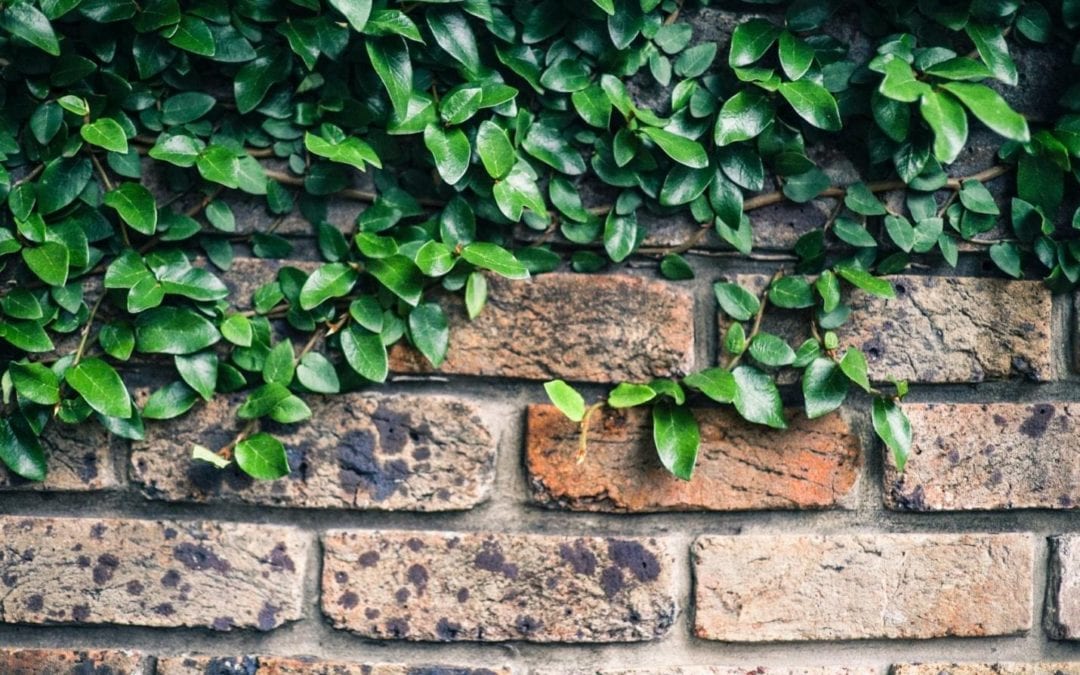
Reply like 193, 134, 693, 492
4, 11, 1080, 675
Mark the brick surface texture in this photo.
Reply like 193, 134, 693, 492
3, 10, 1077, 671
321, 530, 677, 642
694, 533, 1034, 641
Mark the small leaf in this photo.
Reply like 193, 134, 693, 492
683, 368, 736, 403
65, 358, 132, 419
424, 124, 471, 185
341, 326, 389, 382
328, 0, 372, 32
80, 118, 129, 153
652, 403, 699, 481
641, 127, 708, 169
778, 81, 841, 131
802, 357, 849, 419
461, 243, 529, 280
989, 242, 1023, 278
297, 352, 340, 394
729, 18, 779, 67
104, 183, 158, 235
465, 271, 488, 319
142, 381, 199, 419
175, 352, 218, 401
409, 303, 449, 368
1, 3, 60, 55
835, 267, 895, 298
748, 333, 796, 367
235, 433, 290, 480
9, 362, 60, 405
263, 340, 296, 385
839, 348, 872, 392
607, 383, 657, 408
873, 397, 913, 471
476, 120, 515, 180
299, 263, 358, 310
0, 416, 47, 481
714, 282, 759, 321
22, 242, 69, 286
732, 365, 786, 429
544, 380, 586, 422
192, 445, 230, 469
920, 90, 968, 164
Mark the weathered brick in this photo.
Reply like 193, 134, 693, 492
0, 516, 308, 631
527, 404, 861, 512
1047, 535, 1080, 639
0, 648, 150, 674
885, 403, 1080, 511
321, 530, 677, 642
131, 394, 495, 511
723, 275, 1052, 383
389, 273, 696, 383
0, 421, 122, 492
893, 665, 1080, 675
156, 655, 508, 675
694, 533, 1033, 641
540, 668, 877, 675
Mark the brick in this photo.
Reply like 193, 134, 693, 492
885, 403, 1080, 511
540, 669, 877, 675
156, 655, 509, 675
131, 394, 495, 511
1047, 535, 1080, 639
722, 275, 1052, 383
693, 533, 1033, 641
0, 516, 308, 631
893, 665, 1080, 675
389, 273, 696, 383
321, 530, 677, 642
0, 648, 150, 674
0, 421, 122, 492
527, 404, 861, 512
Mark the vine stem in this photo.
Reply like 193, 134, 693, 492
12, 164, 44, 187
724, 268, 784, 370
72, 293, 106, 367
576, 402, 605, 464
216, 419, 257, 461
89, 151, 131, 247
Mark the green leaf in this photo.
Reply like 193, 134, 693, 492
104, 183, 158, 235
465, 271, 488, 319
816, 270, 841, 313
714, 282, 759, 321
839, 348, 871, 392
607, 383, 657, 408
1, 3, 60, 55
427, 9, 480, 76
844, 182, 887, 216
732, 365, 786, 429
544, 380, 586, 422
270, 394, 311, 424
409, 303, 449, 367
341, 326, 388, 382
729, 18, 779, 67
965, 23, 1018, 86
161, 92, 216, 125
540, 59, 591, 93
660, 254, 694, 280
22, 242, 69, 286
873, 397, 912, 472
769, 277, 814, 308
169, 15, 215, 55
461, 243, 529, 280
367, 255, 424, 306
940, 82, 1029, 143
989, 241, 1023, 278
0, 417, 47, 481
920, 90, 968, 164
416, 240, 454, 277
175, 352, 217, 401
221, 315, 253, 347
778, 81, 841, 131
367, 37, 412, 118
592, 0, 615, 15
235, 433, 290, 480
476, 120, 515, 180
65, 358, 132, 419
715, 90, 774, 147
572, 85, 612, 129
37, 157, 92, 214
878, 57, 930, 103
263, 340, 296, 385
778, 31, 814, 80
683, 368, 736, 403
603, 210, 639, 263
748, 333, 796, 367
660, 165, 713, 206
1, 320, 54, 352
2, 290, 42, 320
192, 445, 230, 469
641, 127, 708, 169
328, 0, 372, 32
424, 124, 471, 185
305, 132, 381, 171
885, 215, 915, 252
652, 403, 699, 481
135, 307, 221, 354
299, 263, 358, 310
297, 352, 340, 394
237, 383, 292, 419
80, 118, 129, 153
958, 179, 1000, 215
675, 42, 717, 78
836, 266, 895, 298
9, 362, 60, 405
802, 357, 849, 419
142, 381, 198, 419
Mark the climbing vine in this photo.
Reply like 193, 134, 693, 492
0, 0, 1075, 482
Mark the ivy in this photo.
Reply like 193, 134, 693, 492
0, 0, 1071, 485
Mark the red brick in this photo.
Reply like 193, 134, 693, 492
321, 530, 677, 642
0, 648, 150, 674
389, 273, 696, 383
694, 533, 1033, 641
527, 404, 861, 512
131, 394, 495, 511
0, 516, 308, 631
885, 403, 1080, 511
156, 655, 509, 674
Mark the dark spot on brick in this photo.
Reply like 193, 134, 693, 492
358, 551, 380, 567
515, 614, 542, 636
407, 563, 429, 592
153, 603, 175, 616
1, 574, 15, 587
335, 571, 349, 583
161, 570, 181, 588
545, 576, 558, 589
412, 446, 431, 461
890, 482, 927, 510
407, 537, 425, 551
600, 566, 624, 598
862, 337, 884, 361
1020, 404, 1055, 439
373, 406, 412, 455
559, 540, 598, 576
436, 617, 464, 640
126, 580, 144, 595
338, 429, 411, 501
338, 591, 359, 609
993, 414, 1008, 426
947, 449, 960, 464
990, 468, 1003, 485
25, 594, 43, 611
90, 523, 106, 539
385, 617, 410, 637
286, 445, 309, 482
211, 616, 235, 631
395, 587, 410, 604
72, 604, 91, 622
365, 607, 380, 619
202, 656, 258, 675
474, 541, 519, 579
1061, 494, 1075, 507
77, 555, 91, 568
265, 542, 295, 573
92, 553, 120, 585
257, 603, 279, 631
607, 539, 660, 582
173, 542, 231, 573
78, 452, 98, 482
457, 587, 470, 603
163, 527, 177, 540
